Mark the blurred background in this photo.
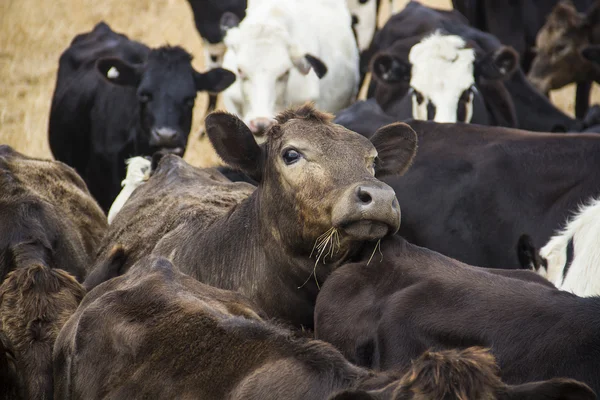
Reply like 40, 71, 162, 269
1, 0, 599, 167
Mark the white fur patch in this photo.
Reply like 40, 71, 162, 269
107, 66, 119, 79
409, 32, 476, 123
539, 196, 600, 296
345, 0, 377, 51
107, 157, 152, 224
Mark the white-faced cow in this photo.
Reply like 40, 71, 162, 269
54, 253, 594, 400
220, 0, 359, 138
93, 104, 415, 328
366, 1, 586, 133
517, 196, 600, 297
48, 22, 236, 212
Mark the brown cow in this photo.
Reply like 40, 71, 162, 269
0, 145, 107, 283
314, 235, 600, 395
95, 104, 416, 328
528, 0, 600, 112
54, 254, 593, 400
0, 265, 86, 400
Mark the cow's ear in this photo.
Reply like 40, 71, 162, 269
96, 57, 143, 87
83, 246, 128, 291
582, 44, 600, 65
371, 53, 411, 84
499, 378, 595, 400
370, 122, 417, 177
292, 53, 328, 78
220, 11, 241, 36
194, 68, 236, 93
205, 112, 264, 182
475, 46, 519, 81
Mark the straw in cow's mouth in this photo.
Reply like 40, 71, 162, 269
298, 227, 340, 290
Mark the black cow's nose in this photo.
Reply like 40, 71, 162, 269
151, 128, 179, 147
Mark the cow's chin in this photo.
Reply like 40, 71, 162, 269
153, 147, 184, 157
339, 220, 391, 241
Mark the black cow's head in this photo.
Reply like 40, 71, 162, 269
372, 32, 518, 124
97, 46, 235, 155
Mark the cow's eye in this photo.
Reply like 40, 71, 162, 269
282, 148, 302, 165
139, 92, 152, 103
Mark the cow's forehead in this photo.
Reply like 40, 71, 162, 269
409, 33, 475, 94
270, 120, 375, 155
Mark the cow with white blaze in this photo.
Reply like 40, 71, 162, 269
518, 197, 600, 297
220, 0, 359, 137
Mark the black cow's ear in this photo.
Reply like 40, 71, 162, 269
305, 54, 328, 78
582, 44, 600, 65
371, 53, 411, 83
220, 11, 241, 36
205, 112, 264, 182
475, 46, 519, 81
499, 378, 596, 400
96, 57, 143, 87
194, 68, 236, 93
370, 122, 417, 177
83, 245, 128, 291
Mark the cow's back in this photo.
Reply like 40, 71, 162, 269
0, 146, 107, 281
95, 155, 254, 272
384, 122, 600, 268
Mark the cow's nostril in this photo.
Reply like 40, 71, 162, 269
357, 187, 373, 204
210, 54, 218, 62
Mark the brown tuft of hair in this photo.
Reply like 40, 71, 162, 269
399, 347, 503, 400
275, 103, 334, 125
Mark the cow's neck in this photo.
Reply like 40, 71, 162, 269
194, 190, 363, 328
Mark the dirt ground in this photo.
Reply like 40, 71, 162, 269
0, 0, 598, 167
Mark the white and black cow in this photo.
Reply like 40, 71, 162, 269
518, 197, 600, 297
220, 0, 359, 138
366, 1, 587, 133
373, 31, 518, 124
48, 22, 235, 211
184, 0, 247, 111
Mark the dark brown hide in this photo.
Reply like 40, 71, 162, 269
0, 265, 85, 400
315, 235, 600, 394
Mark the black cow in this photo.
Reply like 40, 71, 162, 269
184, 0, 247, 111
48, 22, 235, 212
453, 0, 596, 117
366, 1, 584, 132
380, 120, 600, 269
314, 234, 600, 396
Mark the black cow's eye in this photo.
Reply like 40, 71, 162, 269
282, 148, 302, 165
139, 92, 152, 103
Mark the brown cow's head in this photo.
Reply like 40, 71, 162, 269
206, 104, 416, 258
329, 347, 595, 400
0, 263, 86, 400
528, 0, 600, 94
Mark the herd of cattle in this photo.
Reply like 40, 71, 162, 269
5, 0, 600, 398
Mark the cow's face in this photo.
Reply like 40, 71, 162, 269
528, 1, 595, 94
97, 47, 235, 155
372, 32, 517, 124
222, 23, 327, 137
206, 105, 417, 254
